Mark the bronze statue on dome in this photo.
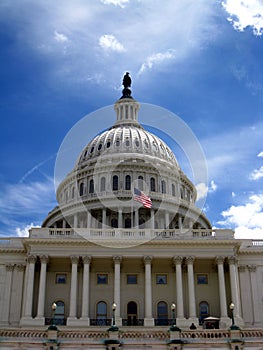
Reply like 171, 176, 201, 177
121, 72, 132, 99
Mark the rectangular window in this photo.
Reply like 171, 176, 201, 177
97, 274, 108, 284
156, 274, 167, 284
56, 274, 67, 284
127, 274, 137, 284
197, 274, 208, 284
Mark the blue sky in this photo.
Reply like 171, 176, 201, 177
0, 0, 263, 239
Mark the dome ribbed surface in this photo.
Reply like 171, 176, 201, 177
76, 124, 179, 168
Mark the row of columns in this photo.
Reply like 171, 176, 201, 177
18, 254, 243, 327
56, 209, 188, 230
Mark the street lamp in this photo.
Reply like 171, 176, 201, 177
108, 302, 118, 332
112, 302, 117, 327
229, 302, 240, 330
52, 302, 57, 328
47, 302, 58, 331
171, 303, 176, 326
170, 303, 180, 332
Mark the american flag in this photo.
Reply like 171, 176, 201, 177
133, 188, 152, 208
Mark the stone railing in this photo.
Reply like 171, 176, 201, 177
29, 227, 235, 240
0, 328, 263, 341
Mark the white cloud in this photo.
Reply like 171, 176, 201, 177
232, 192, 236, 197
218, 194, 263, 239
196, 180, 217, 201
257, 151, 263, 157
54, 30, 68, 43
99, 34, 125, 52
138, 50, 176, 75
222, 0, 263, 36
249, 166, 263, 180
101, 0, 129, 8
0, 178, 56, 237
15, 223, 40, 237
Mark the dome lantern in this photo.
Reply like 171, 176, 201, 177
113, 73, 140, 127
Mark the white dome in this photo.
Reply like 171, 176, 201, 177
75, 124, 179, 170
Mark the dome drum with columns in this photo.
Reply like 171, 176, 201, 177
43, 74, 211, 232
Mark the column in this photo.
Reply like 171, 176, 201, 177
144, 256, 154, 326
113, 256, 122, 325
134, 209, 139, 227
87, 210, 91, 228
215, 257, 228, 318
81, 256, 91, 323
24, 255, 37, 318
178, 216, 183, 231
67, 256, 79, 324
118, 209, 123, 228
36, 255, 49, 322
0, 264, 14, 325
74, 214, 78, 228
165, 212, 170, 228
102, 208, 106, 228
173, 256, 184, 319
228, 256, 241, 318
150, 209, 154, 229
248, 265, 261, 325
186, 256, 197, 319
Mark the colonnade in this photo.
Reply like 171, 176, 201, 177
13, 254, 249, 328
54, 209, 194, 230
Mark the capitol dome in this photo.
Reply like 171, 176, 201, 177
43, 73, 211, 232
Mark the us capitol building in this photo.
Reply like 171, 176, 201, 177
0, 74, 263, 349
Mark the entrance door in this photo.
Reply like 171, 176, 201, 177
127, 301, 137, 326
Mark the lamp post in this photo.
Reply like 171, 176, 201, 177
52, 302, 57, 328
48, 302, 57, 331
170, 303, 180, 332
108, 302, 118, 331
229, 302, 240, 330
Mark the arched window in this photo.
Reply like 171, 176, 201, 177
54, 300, 65, 325
89, 179, 94, 193
79, 182, 84, 196
112, 175, 118, 191
125, 218, 131, 228
125, 175, 131, 190
138, 176, 143, 190
199, 301, 209, 324
96, 301, 107, 326
161, 180, 166, 194
171, 184, 176, 196
150, 177, 156, 192
111, 218, 118, 228
157, 301, 168, 325
127, 301, 137, 326
100, 177, 106, 192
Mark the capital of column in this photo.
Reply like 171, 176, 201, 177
215, 256, 225, 265
238, 265, 246, 273
173, 256, 183, 265
186, 256, 195, 265
39, 255, 49, 264
248, 265, 257, 273
113, 256, 122, 264
27, 255, 37, 264
83, 256, 92, 264
5, 264, 15, 271
15, 264, 26, 272
144, 256, 152, 265
228, 256, 238, 265
71, 256, 79, 264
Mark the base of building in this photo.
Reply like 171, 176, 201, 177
19, 317, 34, 327
144, 317, 155, 326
